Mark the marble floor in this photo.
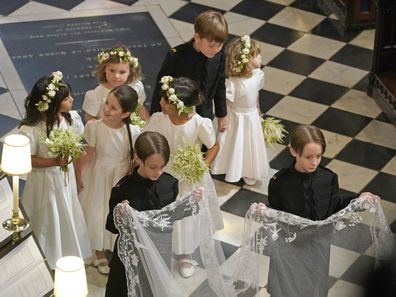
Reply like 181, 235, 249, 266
0, 0, 396, 296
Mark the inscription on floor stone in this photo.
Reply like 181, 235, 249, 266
0, 12, 169, 109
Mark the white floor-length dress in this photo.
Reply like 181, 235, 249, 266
211, 68, 269, 182
79, 119, 140, 251
20, 111, 92, 269
144, 112, 224, 254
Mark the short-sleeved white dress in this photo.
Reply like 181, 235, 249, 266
82, 81, 146, 119
79, 119, 141, 251
211, 68, 269, 182
144, 112, 224, 254
20, 111, 91, 269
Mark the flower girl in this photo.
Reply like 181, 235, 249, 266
19, 71, 91, 269
144, 76, 223, 277
211, 35, 269, 185
77, 85, 141, 274
82, 44, 148, 122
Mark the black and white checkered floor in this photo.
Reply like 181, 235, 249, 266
1, 1, 395, 296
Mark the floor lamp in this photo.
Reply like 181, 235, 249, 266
1, 134, 32, 243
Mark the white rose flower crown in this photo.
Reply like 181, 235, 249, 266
97, 48, 139, 68
36, 71, 65, 112
234, 34, 251, 73
160, 76, 193, 115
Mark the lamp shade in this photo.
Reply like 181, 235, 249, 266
1, 134, 32, 175
54, 256, 88, 297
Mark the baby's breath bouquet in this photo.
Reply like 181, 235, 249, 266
43, 128, 85, 172
262, 116, 287, 145
171, 145, 209, 185
130, 100, 146, 128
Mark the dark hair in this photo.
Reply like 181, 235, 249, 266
194, 10, 228, 43
161, 77, 204, 108
134, 131, 170, 164
20, 74, 72, 137
109, 84, 138, 119
109, 85, 139, 174
289, 125, 326, 155
94, 44, 142, 84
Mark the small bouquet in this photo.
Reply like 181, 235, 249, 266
261, 116, 287, 145
171, 145, 209, 185
43, 128, 85, 184
130, 100, 146, 128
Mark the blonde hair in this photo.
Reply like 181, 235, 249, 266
94, 44, 142, 84
194, 11, 228, 43
290, 125, 326, 156
225, 36, 261, 78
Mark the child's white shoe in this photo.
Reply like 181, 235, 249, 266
179, 258, 198, 278
243, 177, 257, 186
93, 258, 110, 275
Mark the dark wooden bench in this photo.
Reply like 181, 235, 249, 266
367, 0, 396, 124
323, 0, 376, 30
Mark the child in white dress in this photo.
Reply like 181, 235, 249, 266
77, 85, 141, 274
82, 44, 149, 122
144, 76, 223, 278
19, 71, 91, 269
211, 35, 269, 185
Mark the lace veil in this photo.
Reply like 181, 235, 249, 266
114, 191, 237, 297
232, 194, 395, 297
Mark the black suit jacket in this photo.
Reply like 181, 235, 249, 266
150, 40, 227, 119
105, 170, 178, 297
268, 164, 355, 220
106, 170, 178, 234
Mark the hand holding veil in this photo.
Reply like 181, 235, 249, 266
232, 194, 394, 297
114, 190, 236, 297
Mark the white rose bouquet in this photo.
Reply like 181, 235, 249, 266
261, 116, 287, 145
171, 145, 209, 185
130, 100, 146, 128
43, 128, 85, 185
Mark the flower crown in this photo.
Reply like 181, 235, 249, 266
97, 48, 139, 68
160, 76, 194, 115
234, 35, 251, 73
36, 71, 65, 112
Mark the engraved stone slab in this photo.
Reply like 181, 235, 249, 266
0, 12, 169, 110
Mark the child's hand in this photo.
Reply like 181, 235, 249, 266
192, 187, 204, 203
138, 105, 150, 121
55, 156, 69, 167
217, 116, 228, 132
76, 180, 84, 195
118, 200, 130, 217
359, 192, 380, 204
252, 202, 267, 215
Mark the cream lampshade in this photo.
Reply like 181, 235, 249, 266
1, 134, 32, 175
54, 256, 88, 297
1, 134, 32, 242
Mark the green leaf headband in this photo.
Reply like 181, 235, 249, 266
36, 71, 65, 112
97, 48, 139, 68
234, 35, 251, 73
160, 76, 194, 115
